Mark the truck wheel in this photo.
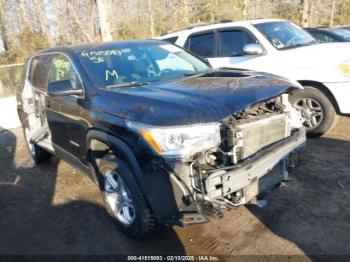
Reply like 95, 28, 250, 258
289, 86, 336, 137
23, 127, 51, 164
97, 154, 155, 238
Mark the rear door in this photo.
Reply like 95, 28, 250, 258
185, 31, 216, 59
22, 54, 53, 149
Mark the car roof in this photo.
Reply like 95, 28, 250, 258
158, 18, 286, 38
35, 40, 166, 56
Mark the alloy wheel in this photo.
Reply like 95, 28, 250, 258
293, 97, 324, 129
104, 170, 135, 226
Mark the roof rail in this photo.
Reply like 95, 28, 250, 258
160, 19, 233, 36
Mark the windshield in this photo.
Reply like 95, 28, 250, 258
330, 29, 350, 41
255, 21, 317, 50
77, 42, 210, 87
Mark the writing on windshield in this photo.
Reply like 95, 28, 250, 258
78, 43, 209, 87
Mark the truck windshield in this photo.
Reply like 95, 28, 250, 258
255, 21, 317, 50
77, 42, 210, 88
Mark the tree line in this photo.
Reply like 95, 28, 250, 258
0, 0, 349, 64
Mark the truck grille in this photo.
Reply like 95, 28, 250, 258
228, 113, 291, 162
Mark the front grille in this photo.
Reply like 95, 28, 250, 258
228, 113, 291, 162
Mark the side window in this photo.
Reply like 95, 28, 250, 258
49, 54, 82, 90
218, 30, 258, 57
162, 36, 178, 44
187, 33, 215, 57
28, 55, 52, 91
313, 33, 336, 43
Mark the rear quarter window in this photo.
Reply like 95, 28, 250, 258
186, 33, 215, 58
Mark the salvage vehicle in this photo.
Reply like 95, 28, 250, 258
17, 40, 306, 238
159, 19, 350, 137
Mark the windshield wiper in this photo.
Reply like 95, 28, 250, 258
106, 81, 148, 89
280, 40, 318, 50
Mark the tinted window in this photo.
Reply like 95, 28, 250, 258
219, 30, 257, 56
187, 33, 215, 57
329, 29, 350, 41
49, 54, 82, 90
29, 55, 52, 91
312, 33, 337, 43
162, 37, 178, 44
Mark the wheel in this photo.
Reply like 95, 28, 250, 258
97, 154, 155, 238
289, 86, 337, 137
23, 127, 51, 164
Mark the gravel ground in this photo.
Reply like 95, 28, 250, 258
0, 117, 349, 259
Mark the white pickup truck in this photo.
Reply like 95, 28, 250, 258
158, 19, 350, 136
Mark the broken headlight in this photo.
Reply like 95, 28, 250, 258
127, 121, 221, 159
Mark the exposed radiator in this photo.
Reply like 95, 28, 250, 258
228, 113, 291, 162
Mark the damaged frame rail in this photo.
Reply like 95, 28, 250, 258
189, 129, 306, 215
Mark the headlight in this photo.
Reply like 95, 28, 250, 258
338, 63, 350, 77
127, 121, 221, 159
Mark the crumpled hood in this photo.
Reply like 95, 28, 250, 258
101, 70, 298, 126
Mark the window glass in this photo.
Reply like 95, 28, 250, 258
77, 43, 209, 87
188, 33, 215, 57
255, 21, 317, 50
49, 54, 82, 90
29, 55, 52, 91
312, 33, 336, 43
219, 30, 257, 56
330, 29, 350, 41
156, 52, 194, 71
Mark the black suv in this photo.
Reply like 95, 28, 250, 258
17, 40, 306, 238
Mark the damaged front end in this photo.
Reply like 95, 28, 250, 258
170, 94, 305, 226
128, 94, 306, 226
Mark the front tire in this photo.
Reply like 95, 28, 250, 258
97, 154, 155, 238
289, 86, 337, 137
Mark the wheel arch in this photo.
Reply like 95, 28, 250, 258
86, 130, 147, 193
85, 129, 191, 223
297, 80, 340, 114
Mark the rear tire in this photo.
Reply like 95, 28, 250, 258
23, 127, 51, 164
96, 154, 155, 238
289, 86, 337, 137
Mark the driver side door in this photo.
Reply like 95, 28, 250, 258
45, 53, 87, 160
208, 28, 265, 70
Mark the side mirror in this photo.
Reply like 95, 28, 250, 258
243, 44, 264, 56
47, 80, 83, 97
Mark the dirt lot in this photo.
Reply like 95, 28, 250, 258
0, 117, 349, 259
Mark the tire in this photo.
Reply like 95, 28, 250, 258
23, 126, 51, 164
289, 86, 337, 137
96, 154, 155, 238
